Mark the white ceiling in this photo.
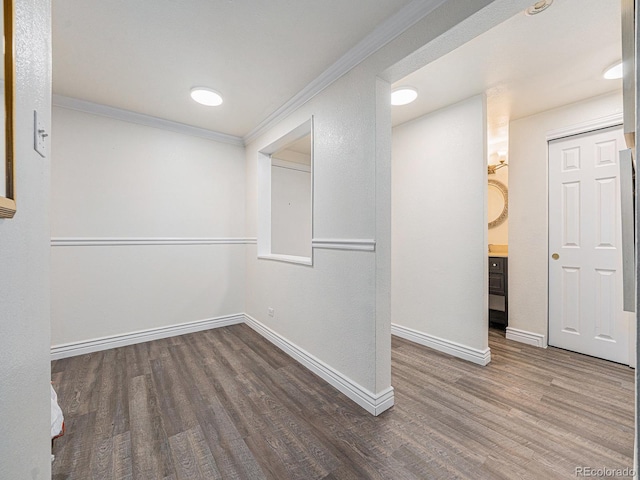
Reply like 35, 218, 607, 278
53, 0, 624, 147
273, 134, 312, 165
53, 0, 413, 139
285, 135, 312, 156
391, 0, 623, 154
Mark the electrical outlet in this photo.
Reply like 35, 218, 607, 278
268, 307, 274, 317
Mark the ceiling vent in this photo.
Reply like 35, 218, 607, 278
525, 0, 553, 16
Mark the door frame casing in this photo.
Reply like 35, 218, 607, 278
546, 113, 624, 143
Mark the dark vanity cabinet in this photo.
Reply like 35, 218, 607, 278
489, 256, 508, 328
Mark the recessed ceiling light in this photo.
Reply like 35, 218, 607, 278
603, 62, 623, 80
190, 87, 223, 106
525, 0, 553, 16
391, 87, 418, 106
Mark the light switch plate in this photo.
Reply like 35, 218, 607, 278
34, 110, 47, 158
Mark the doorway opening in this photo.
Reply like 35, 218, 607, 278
387, 0, 629, 365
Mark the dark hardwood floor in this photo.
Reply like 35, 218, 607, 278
51, 325, 635, 479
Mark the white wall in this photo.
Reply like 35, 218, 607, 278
391, 96, 488, 352
244, 0, 518, 404
509, 91, 623, 340
50, 107, 246, 346
270, 164, 312, 257
245, 78, 384, 394
0, 0, 52, 477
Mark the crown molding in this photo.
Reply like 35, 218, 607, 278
242, 0, 448, 145
52, 94, 245, 146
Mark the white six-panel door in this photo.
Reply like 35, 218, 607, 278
548, 125, 628, 364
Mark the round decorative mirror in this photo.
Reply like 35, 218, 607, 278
488, 179, 508, 228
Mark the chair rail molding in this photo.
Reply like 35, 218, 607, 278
51, 237, 257, 247
312, 238, 376, 251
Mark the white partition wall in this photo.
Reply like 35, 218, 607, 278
0, 0, 52, 477
245, 97, 391, 413
50, 107, 247, 351
391, 95, 490, 364
242, 0, 522, 411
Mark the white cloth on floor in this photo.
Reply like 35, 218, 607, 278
51, 384, 64, 439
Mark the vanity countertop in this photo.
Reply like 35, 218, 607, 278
488, 244, 508, 257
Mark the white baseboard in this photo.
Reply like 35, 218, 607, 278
391, 323, 491, 366
505, 327, 547, 348
50, 312, 395, 416
50, 314, 245, 360
244, 314, 394, 416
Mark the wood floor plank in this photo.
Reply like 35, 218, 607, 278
89, 436, 114, 479
52, 326, 635, 479
238, 370, 339, 478
113, 431, 133, 480
171, 339, 267, 479
60, 351, 103, 418
129, 374, 175, 479
169, 426, 222, 480
199, 329, 252, 376
203, 353, 272, 439
392, 378, 581, 475
125, 341, 153, 378
150, 352, 200, 438
55, 411, 96, 480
